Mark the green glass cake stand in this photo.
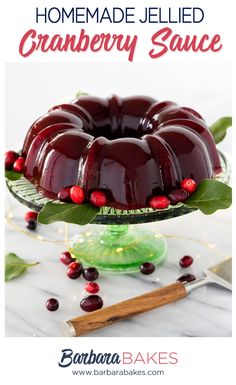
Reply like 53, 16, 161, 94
6, 151, 230, 273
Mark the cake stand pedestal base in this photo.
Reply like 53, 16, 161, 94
70, 224, 167, 273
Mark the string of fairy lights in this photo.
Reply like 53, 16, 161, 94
5, 205, 230, 260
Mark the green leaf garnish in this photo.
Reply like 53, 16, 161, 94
5, 253, 39, 281
38, 202, 100, 225
184, 179, 232, 214
5, 170, 23, 181
209, 117, 232, 144
76, 91, 88, 98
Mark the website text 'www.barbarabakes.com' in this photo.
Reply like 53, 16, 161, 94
71, 368, 165, 376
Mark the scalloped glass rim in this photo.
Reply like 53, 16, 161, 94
6, 151, 230, 225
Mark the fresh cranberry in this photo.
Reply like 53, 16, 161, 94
80, 295, 103, 312
179, 255, 194, 268
24, 211, 38, 222
66, 261, 83, 279
5, 151, 19, 170
26, 219, 37, 231
60, 251, 75, 265
90, 191, 107, 207
83, 267, 99, 281
140, 262, 155, 275
70, 185, 85, 204
84, 282, 100, 294
181, 178, 197, 193
149, 196, 170, 209
13, 157, 25, 173
177, 273, 196, 283
58, 187, 72, 202
46, 298, 59, 311
168, 188, 189, 205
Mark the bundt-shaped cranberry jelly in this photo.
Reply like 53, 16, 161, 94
22, 95, 221, 210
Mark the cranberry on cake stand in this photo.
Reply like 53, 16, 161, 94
6, 150, 230, 272
5, 95, 232, 273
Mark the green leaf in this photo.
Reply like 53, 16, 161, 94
184, 179, 232, 214
5, 170, 23, 180
75, 91, 88, 98
209, 117, 232, 144
5, 253, 39, 281
38, 202, 100, 225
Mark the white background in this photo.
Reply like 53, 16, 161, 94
1, 0, 235, 384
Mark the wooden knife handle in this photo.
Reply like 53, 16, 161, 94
65, 282, 187, 337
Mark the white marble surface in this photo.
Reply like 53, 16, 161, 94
5, 196, 232, 337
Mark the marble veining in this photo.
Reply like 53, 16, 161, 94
5, 197, 232, 337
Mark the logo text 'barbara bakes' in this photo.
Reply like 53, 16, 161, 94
58, 349, 178, 367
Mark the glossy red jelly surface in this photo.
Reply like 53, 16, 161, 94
22, 95, 222, 209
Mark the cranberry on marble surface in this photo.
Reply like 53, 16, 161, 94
177, 273, 196, 283
26, 219, 37, 231
46, 298, 59, 311
67, 261, 83, 279
80, 295, 103, 312
140, 262, 155, 275
83, 267, 99, 281
179, 255, 194, 268
24, 211, 38, 222
60, 251, 75, 266
84, 282, 100, 294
